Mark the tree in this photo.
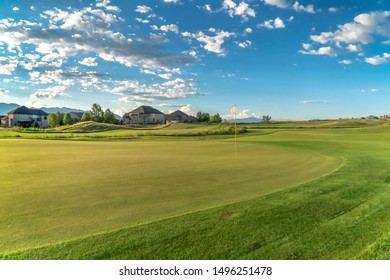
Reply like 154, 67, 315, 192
48, 113, 60, 128
197, 112, 210, 123
90, 103, 104, 122
209, 113, 222, 123
262, 115, 272, 123
81, 112, 91, 122
56, 111, 64, 126
103, 108, 115, 124
63, 113, 75, 125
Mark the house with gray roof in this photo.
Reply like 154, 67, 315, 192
6, 106, 49, 128
123, 106, 165, 125
165, 110, 198, 124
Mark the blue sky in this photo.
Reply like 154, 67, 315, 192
0, 0, 389, 120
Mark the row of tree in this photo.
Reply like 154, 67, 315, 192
48, 103, 116, 128
196, 112, 222, 123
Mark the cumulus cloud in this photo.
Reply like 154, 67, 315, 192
112, 78, 203, 102
182, 30, 235, 55
260, 17, 285, 29
30, 85, 69, 100
79, 57, 98, 67
236, 109, 260, 119
0, 56, 19, 75
237, 40, 252, 48
292, 1, 316, 13
160, 24, 179, 33
179, 104, 197, 115
263, 0, 289, 9
299, 44, 337, 56
310, 11, 390, 45
365, 53, 390, 65
135, 5, 152, 13
0, 8, 194, 73
338, 60, 353, 65
0, 88, 9, 96
222, 0, 255, 20
300, 11, 390, 64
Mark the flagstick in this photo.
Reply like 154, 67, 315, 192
234, 106, 237, 158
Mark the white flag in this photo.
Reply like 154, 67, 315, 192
230, 105, 237, 116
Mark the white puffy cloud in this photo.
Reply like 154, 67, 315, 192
0, 8, 194, 73
163, 0, 179, 3
182, 30, 235, 55
329, 7, 338, 13
179, 104, 197, 115
160, 24, 179, 33
263, 0, 289, 9
30, 85, 69, 100
0, 56, 19, 75
13, 7, 19, 12
204, 5, 212, 12
260, 17, 285, 29
310, 11, 390, 45
302, 11, 390, 64
292, 1, 316, 14
222, 0, 255, 20
365, 53, 390, 65
299, 45, 337, 56
338, 60, 353, 65
244, 27, 252, 34
135, 5, 152, 13
0, 88, 9, 96
112, 78, 202, 102
236, 109, 260, 119
79, 57, 98, 67
237, 40, 252, 48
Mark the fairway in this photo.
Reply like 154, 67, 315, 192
0, 137, 340, 254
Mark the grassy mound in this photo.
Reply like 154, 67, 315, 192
50, 121, 123, 133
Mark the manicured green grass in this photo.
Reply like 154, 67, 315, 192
2, 122, 390, 259
0, 136, 338, 255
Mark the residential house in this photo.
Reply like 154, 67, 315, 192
123, 106, 165, 125
6, 106, 49, 128
69, 112, 85, 122
0, 115, 7, 127
165, 110, 198, 124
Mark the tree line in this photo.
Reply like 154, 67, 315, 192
196, 112, 222, 123
49, 103, 116, 128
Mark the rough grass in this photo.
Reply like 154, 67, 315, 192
1, 122, 246, 139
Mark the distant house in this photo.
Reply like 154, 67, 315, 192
165, 110, 198, 124
6, 106, 49, 128
123, 106, 165, 125
69, 112, 85, 122
0, 115, 7, 127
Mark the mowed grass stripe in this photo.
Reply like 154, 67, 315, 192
4, 127, 390, 260
0, 138, 340, 254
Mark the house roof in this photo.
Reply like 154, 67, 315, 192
168, 110, 189, 118
8, 106, 48, 116
128, 106, 164, 115
69, 112, 85, 119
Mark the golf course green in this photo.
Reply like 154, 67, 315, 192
1, 120, 390, 259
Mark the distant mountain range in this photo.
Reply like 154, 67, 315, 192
0, 102, 84, 116
227, 117, 262, 123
